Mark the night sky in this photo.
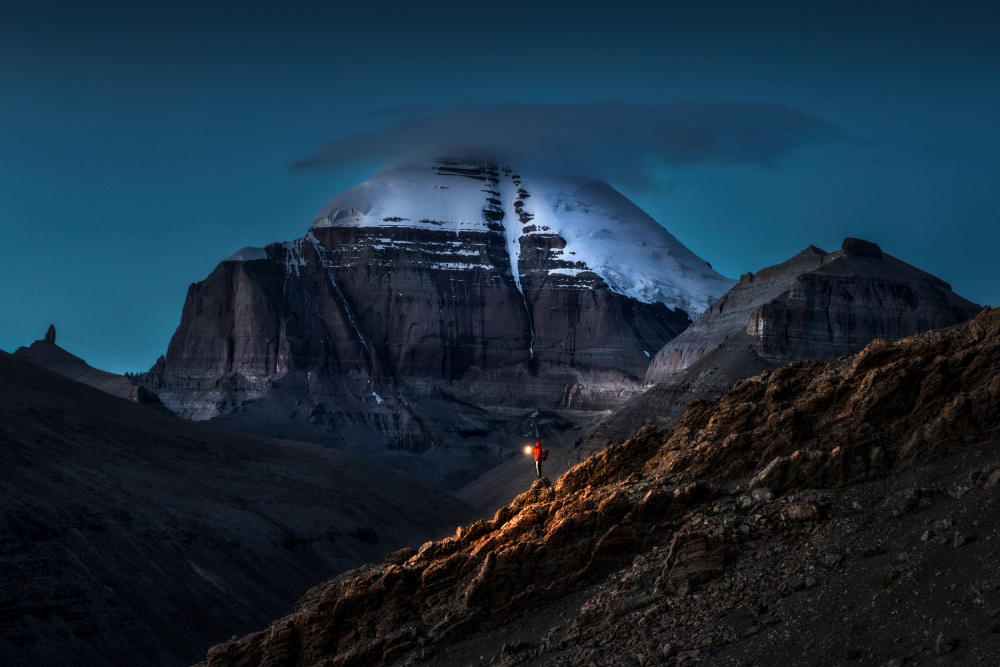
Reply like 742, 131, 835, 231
2, 1, 998, 374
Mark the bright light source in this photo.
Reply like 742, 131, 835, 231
524, 446, 533, 455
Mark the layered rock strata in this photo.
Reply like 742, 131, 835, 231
140, 160, 732, 485
196, 307, 1000, 667
647, 238, 979, 382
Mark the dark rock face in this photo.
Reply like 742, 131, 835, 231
195, 307, 1000, 667
140, 161, 730, 485
44, 324, 55, 343
649, 239, 978, 380
646, 245, 830, 381
744, 243, 977, 364
841, 236, 883, 258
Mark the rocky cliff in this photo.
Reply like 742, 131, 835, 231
140, 160, 733, 486
195, 307, 1000, 667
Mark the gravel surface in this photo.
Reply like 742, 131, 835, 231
426, 444, 1000, 667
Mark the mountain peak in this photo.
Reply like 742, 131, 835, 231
311, 159, 734, 317
144, 159, 729, 486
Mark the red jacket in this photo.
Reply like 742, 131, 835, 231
533, 442, 542, 461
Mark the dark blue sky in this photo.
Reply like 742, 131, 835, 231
2, 1, 998, 373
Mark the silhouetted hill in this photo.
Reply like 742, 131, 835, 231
0, 351, 473, 666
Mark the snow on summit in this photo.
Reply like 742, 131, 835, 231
312, 160, 734, 317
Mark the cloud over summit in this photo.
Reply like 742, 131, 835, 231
292, 101, 838, 186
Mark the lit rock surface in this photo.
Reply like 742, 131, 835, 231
195, 307, 1000, 667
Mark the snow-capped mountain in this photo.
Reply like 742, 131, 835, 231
311, 160, 732, 317
140, 160, 734, 486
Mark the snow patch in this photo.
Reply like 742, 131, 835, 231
310, 161, 736, 318
226, 247, 268, 262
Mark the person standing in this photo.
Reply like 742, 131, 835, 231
533, 441, 543, 478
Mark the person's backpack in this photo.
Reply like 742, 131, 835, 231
540, 449, 549, 462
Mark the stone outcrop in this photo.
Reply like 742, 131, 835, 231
196, 307, 1000, 667
649, 307, 1000, 491
658, 530, 729, 596
196, 475, 718, 667
139, 160, 732, 486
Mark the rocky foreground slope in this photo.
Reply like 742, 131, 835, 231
197, 308, 1000, 666
0, 351, 472, 667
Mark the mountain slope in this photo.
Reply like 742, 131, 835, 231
647, 237, 980, 382
13, 331, 169, 410
0, 350, 472, 667
195, 307, 1000, 666
140, 160, 733, 487
569, 239, 981, 462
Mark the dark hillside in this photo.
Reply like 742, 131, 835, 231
0, 351, 472, 666
196, 307, 1000, 666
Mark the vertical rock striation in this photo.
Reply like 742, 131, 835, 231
139, 160, 733, 485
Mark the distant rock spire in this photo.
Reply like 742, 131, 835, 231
45, 324, 56, 344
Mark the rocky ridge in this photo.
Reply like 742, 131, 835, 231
468, 448, 1000, 666
13, 328, 170, 411
196, 308, 1000, 666
569, 239, 980, 464
646, 238, 978, 383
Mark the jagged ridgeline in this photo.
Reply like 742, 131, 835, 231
138, 159, 734, 486
197, 308, 1000, 666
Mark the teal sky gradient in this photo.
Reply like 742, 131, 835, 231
2, 1, 998, 373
